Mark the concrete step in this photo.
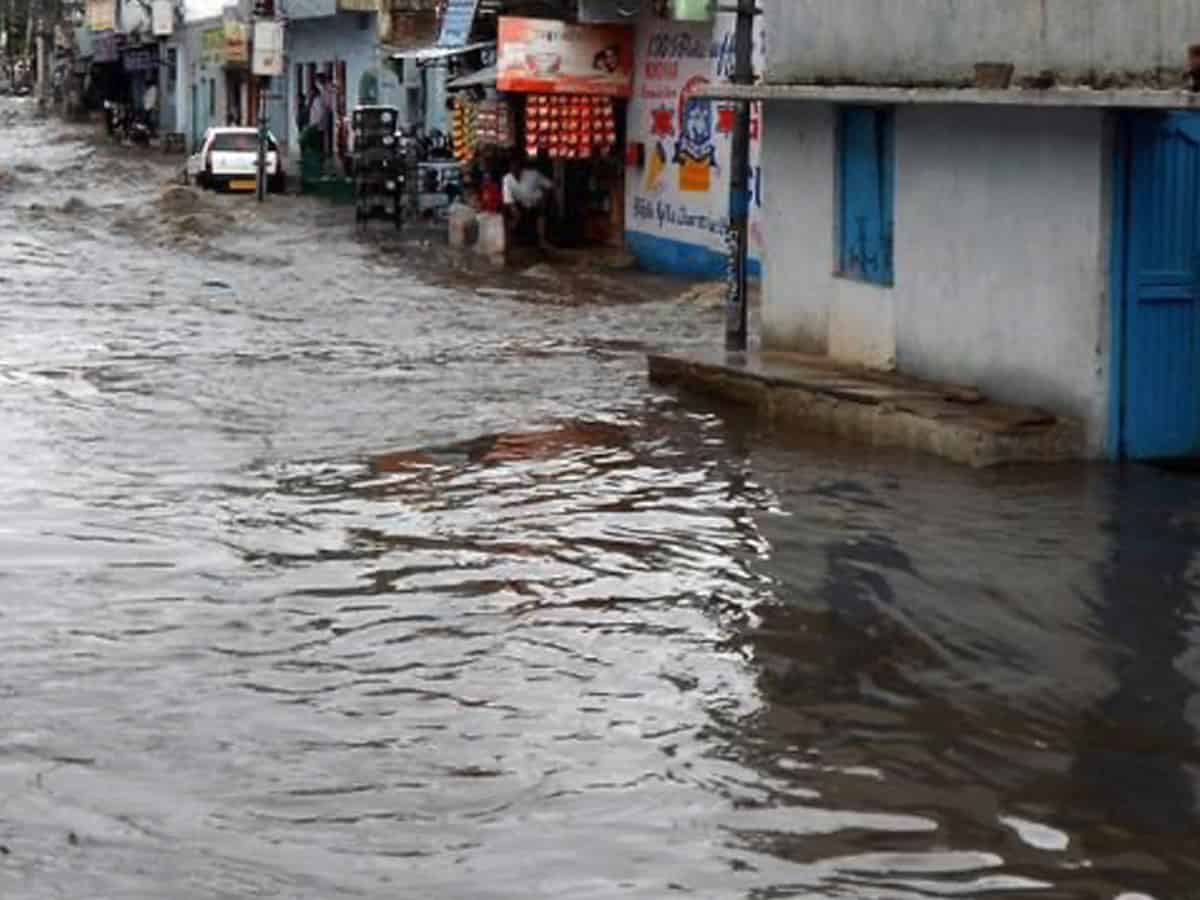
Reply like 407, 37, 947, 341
648, 350, 1083, 467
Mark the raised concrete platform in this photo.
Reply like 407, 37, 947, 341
648, 350, 1084, 467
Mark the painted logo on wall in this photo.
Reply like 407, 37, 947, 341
674, 75, 716, 193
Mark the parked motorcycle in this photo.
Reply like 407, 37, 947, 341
105, 102, 154, 146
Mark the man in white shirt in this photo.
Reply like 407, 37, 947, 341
502, 157, 554, 249
142, 79, 157, 130
310, 74, 336, 160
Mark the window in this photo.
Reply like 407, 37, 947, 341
211, 131, 278, 153
209, 78, 215, 116
837, 106, 895, 286
212, 132, 258, 151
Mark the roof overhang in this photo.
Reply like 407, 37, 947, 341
447, 64, 497, 90
389, 40, 494, 65
695, 82, 1200, 111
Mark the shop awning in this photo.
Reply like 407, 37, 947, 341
389, 41, 494, 64
447, 64, 497, 90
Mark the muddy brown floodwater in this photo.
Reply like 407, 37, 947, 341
2, 100, 1199, 899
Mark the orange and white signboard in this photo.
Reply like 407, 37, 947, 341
87, 0, 115, 32
497, 17, 634, 97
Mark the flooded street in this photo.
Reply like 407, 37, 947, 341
2, 100, 1199, 899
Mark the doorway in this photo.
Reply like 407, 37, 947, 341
1114, 112, 1200, 460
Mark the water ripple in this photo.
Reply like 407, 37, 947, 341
2, 98, 1199, 899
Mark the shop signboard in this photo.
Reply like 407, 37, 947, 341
224, 20, 249, 66
152, 0, 174, 36
337, 0, 377, 11
252, 21, 283, 76
202, 27, 225, 64
497, 17, 634, 97
624, 9, 764, 276
438, 0, 479, 48
87, 0, 116, 32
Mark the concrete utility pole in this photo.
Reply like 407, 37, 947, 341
35, 15, 49, 111
724, 0, 756, 352
253, 0, 277, 202
256, 73, 268, 201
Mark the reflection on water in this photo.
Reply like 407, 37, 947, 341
2, 99, 1199, 898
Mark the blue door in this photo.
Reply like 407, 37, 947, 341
1120, 112, 1200, 459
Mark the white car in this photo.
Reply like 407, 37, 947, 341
187, 127, 285, 193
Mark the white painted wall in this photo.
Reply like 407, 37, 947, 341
895, 106, 1111, 452
763, 0, 1200, 88
761, 103, 1112, 453
760, 101, 896, 366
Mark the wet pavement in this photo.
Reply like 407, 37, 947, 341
2, 99, 1199, 899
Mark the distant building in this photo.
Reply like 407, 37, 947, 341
703, 0, 1200, 460
279, 0, 407, 162
179, 15, 227, 146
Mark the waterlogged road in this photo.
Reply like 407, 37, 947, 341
2, 101, 1199, 899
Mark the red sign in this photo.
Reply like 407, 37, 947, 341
497, 17, 634, 97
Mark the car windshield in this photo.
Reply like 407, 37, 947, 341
211, 132, 276, 152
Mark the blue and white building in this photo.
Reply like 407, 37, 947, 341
177, 14, 227, 147
276, 0, 408, 161
704, 0, 1200, 460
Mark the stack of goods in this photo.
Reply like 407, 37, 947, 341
452, 95, 480, 162
475, 100, 515, 149
523, 94, 618, 160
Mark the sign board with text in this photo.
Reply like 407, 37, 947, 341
152, 0, 174, 36
252, 21, 284, 76
87, 0, 115, 32
497, 17, 634, 97
224, 20, 250, 66
438, 0, 479, 48
202, 27, 225, 64
624, 8, 764, 275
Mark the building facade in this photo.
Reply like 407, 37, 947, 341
279, 0, 405, 161
710, 0, 1200, 460
179, 15, 229, 147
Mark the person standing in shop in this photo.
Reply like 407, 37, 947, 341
502, 156, 553, 250
308, 75, 330, 162
142, 77, 158, 133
